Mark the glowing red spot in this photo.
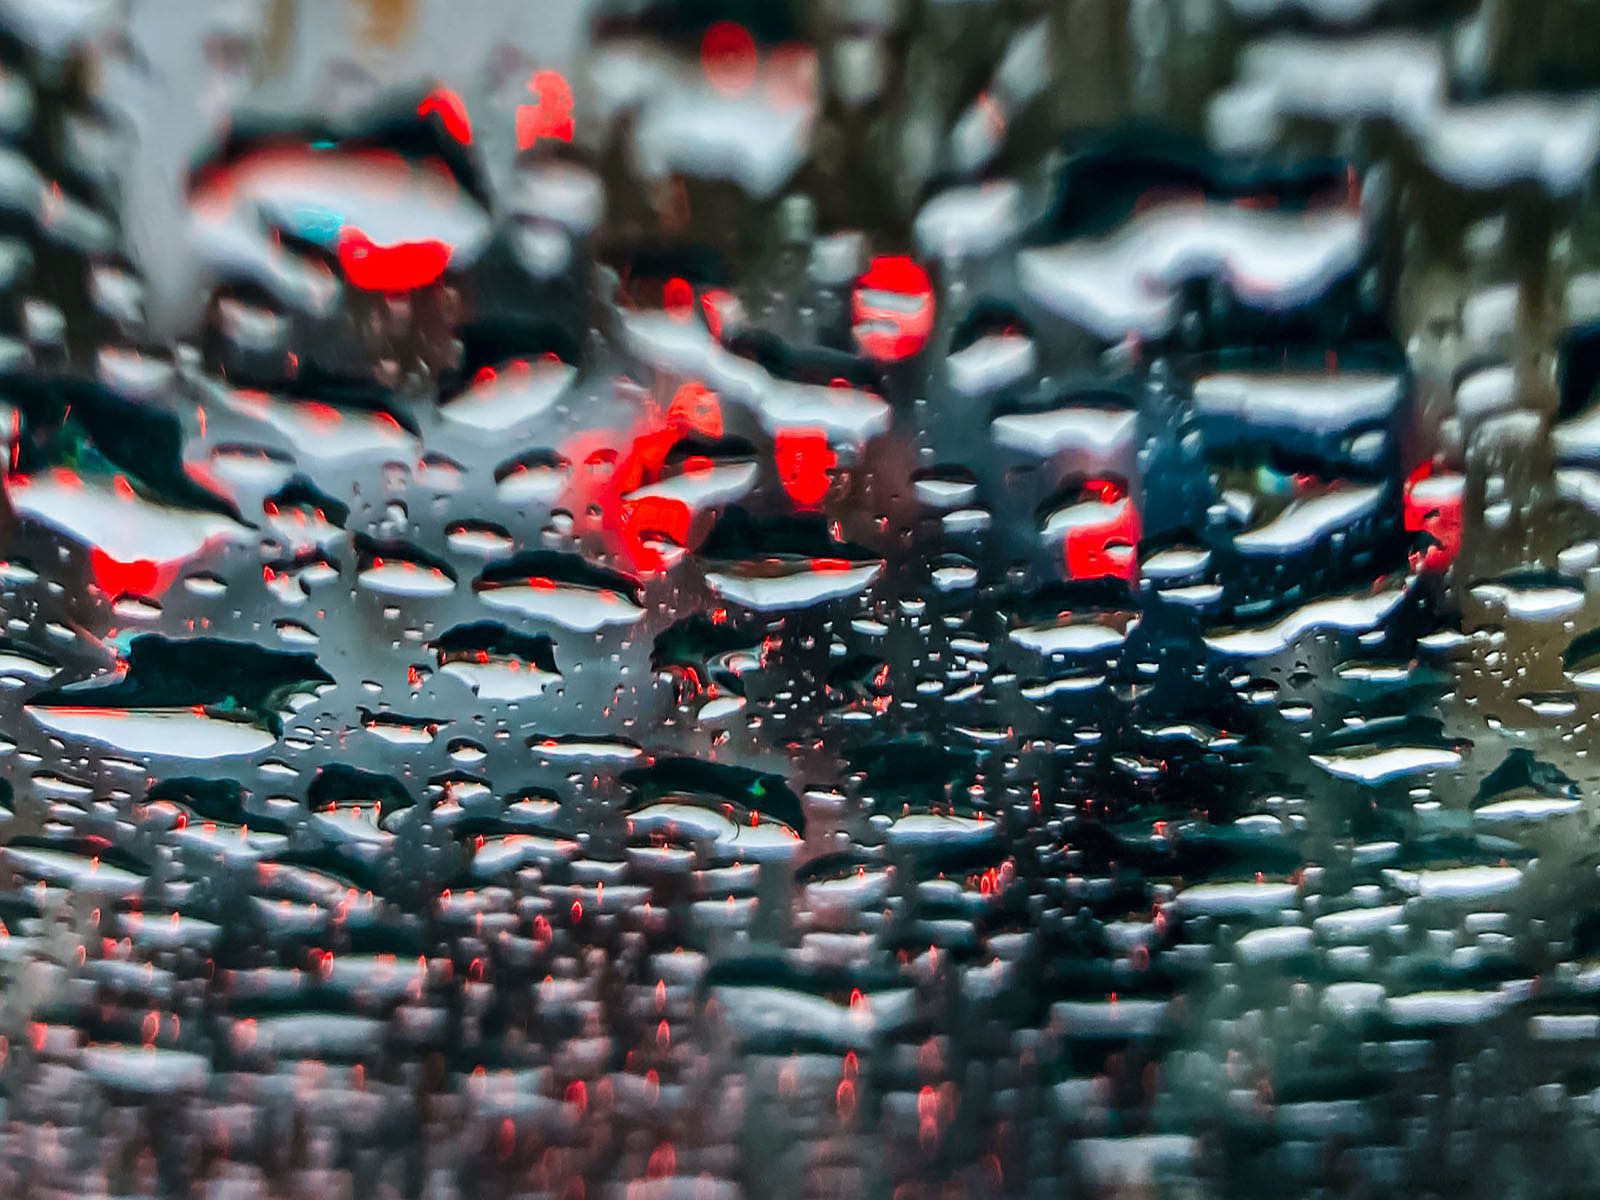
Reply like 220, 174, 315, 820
667, 382, 722, 439
663, 276, 694, 321
1062, 491, 1140, 584
90, 549, 168, 598
337, 228, 451, 291
1404, 462, 1464, 572
516, 70, 575, 149
618, 494, 691, 577
775, 428, 836, 508
646, 1142, 676, 1179
1086, 478, 1126, 504
853, 255, 935, 362
699, 288, 734, 339
836, 1079, 857, 1119
701, 22, 757, 95
418, 87, 471, 144
576, 384, 722, 575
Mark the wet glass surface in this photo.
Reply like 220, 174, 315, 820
1, 0, 1600, 1196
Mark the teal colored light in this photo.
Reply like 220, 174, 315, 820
285, 203, 343, 245
1256, 462, 1295, 497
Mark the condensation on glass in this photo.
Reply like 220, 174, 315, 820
0, 0, 1595, 1196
